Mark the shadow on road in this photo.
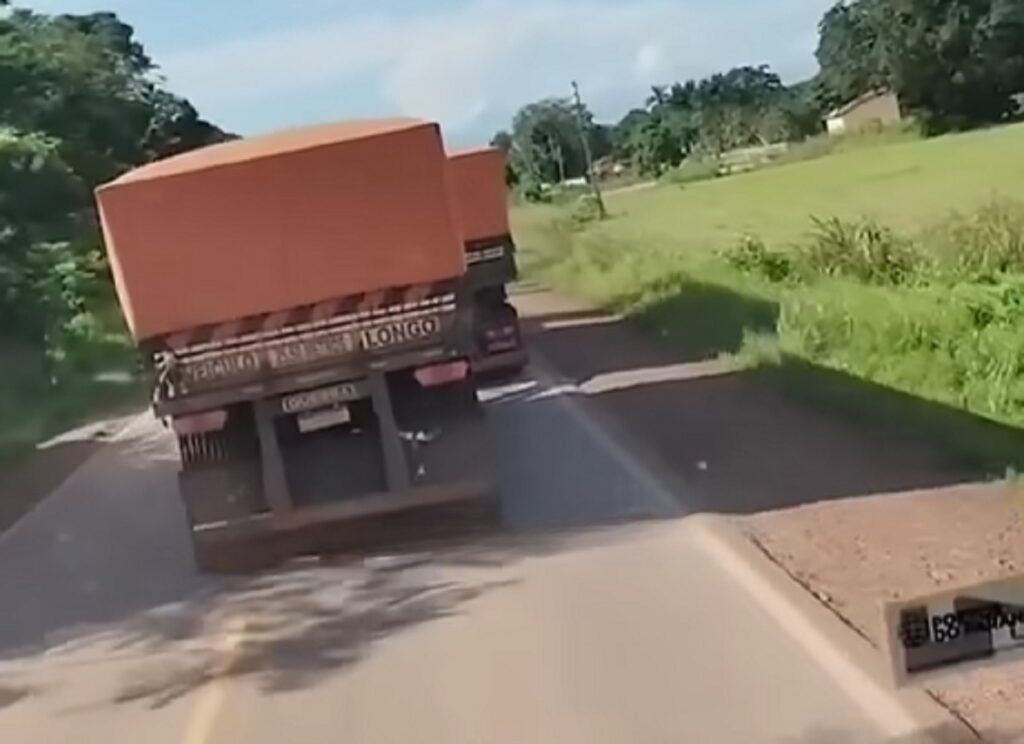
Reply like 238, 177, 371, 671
519, 280, 1024, 515
98, 527, 633, 708
0, 683, 31, 710
0, 424, 215, 662
0, 358, 674, 708
0, 414, 134, 535
0, 412, 646, 708
515, 281, 778, 382
5, 281, 1023, 713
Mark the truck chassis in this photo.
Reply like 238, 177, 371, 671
151, 283, 498, 572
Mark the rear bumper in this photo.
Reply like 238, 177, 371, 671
192, 476, 495, 544
180, 372, 497, 565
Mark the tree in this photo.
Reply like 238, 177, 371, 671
509, 98, 599, 184
815, 3, 887, 111
611, 108, 652, 161
55, 11, 153, 75
144, 90, 235, 160
815, 0, 1024, 132
589, 123, 613, 162
488, 131, 518, 186
890, 0, 1024, 131
489, 130, 513, 153
0, 129, 90, 347
0, 8, 230, 362
0, 10, 143, 184
644, 65, 799, 159
0, 9, 231, 187
632, 114, 684, 176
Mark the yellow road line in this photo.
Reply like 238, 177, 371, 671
180, 620, 248, 744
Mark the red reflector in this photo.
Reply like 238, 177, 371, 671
414, 361, 469, 388
172, 410, 227, 435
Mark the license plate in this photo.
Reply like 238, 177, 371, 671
280, 382, 362, 414
298, 406, 351, 433
467, 246, 506, 264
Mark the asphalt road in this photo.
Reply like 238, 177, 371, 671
0, 294, 912, 744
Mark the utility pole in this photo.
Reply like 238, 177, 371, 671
571, 80, 607, 219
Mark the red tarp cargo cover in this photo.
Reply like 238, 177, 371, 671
97, 118, 466, 342
446, 147, 510, 244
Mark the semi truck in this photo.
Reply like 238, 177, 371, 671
447, 147, 527, 376
96, 119, 498, 573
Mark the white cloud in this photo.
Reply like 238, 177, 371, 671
161, 0, 835, 135
634, 43, 664, 80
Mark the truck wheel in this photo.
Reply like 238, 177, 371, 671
503, 358, 528, 378
190, 533, 279, 574
459, 487, 503, 530
477, 493, 504, 527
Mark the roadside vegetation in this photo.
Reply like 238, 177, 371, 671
498, 0, 1024, 474
516, 123, 1024, 474
0, 7, 229, 458
493, 0, 1024, 191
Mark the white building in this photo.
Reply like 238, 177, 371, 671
826, 90, 902, 136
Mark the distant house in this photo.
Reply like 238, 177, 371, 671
826, 90, 902, 136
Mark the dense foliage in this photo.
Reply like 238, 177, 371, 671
0, 7, 231, 371
490, 98, 612, 196
815, 0, 1024, 133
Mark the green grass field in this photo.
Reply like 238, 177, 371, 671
515, 122, 1024, 475
553, 123, 1024, 253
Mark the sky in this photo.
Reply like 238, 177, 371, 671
21, 0, 836, 147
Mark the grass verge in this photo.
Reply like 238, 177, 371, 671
0, 306, 146, 464
515, 162, 1024, 477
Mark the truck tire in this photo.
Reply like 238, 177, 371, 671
190, 533, 280, 574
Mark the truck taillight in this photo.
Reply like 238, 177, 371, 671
414, 361, 469, 388
172, 410, 228, 435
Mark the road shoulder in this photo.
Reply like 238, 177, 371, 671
0, 413, 138, 536
513, 285, 987, 742
691, 514, 978, 743
742, 486, 1024, 743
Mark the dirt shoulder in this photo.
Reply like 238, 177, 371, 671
742, 486, 1024, 743
0, 415, 137, 535
514, 285, 1023, 743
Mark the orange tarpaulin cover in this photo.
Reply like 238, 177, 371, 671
447, 147, 510, 244
96, 119, 466, 342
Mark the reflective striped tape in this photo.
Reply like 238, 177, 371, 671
156, 280, 457, 352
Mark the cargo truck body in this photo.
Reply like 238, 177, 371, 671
97, 119, 497, 572
447, 147, 527, 376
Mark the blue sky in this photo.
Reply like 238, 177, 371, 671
22, 0, 835, 147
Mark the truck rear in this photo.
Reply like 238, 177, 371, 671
96, 119, 497, 572
447, 147, 527, 376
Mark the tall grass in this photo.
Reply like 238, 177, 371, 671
775, 119, 922, 165
519, 197, 1024, 471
